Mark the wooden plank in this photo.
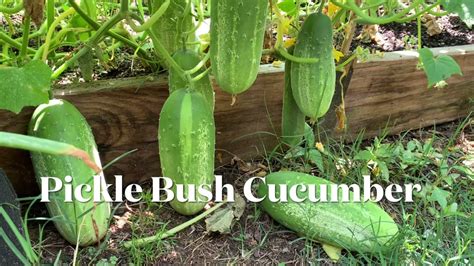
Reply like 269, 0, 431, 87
0, 72, 284, 195
342, 51, 474, 139
1, 45, 473, 195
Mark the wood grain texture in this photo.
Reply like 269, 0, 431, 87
0, 73, 284, 195
342, 52, 474, 139
1, 46, 473, 195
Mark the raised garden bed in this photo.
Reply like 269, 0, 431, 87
1, 44, 473, 195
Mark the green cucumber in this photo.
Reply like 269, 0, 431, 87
257, 171, 398, 253
281, 48, 306, 147
169, 50, 215, 111
210, 0, 269, 95
158, 89, 215, 215
150, 0, 195, 58
291, 13, 336, 120
28, 99, 111, 246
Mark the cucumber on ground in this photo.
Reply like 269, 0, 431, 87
169, 49, 215, 111
158, 89, 215, 215
257, 171, 399, 253
210, 0, 269, 95
291, 13, 336, 120
281, 48, 306, 147
150, 0, 195, 59
28, 99, 111, 246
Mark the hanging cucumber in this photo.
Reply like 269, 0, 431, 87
281, 48, 306, 147
210, 0, 269, 95
28, 99, 111, 246
150, 0, 195, 58
257, 171, 399, 253
291, 13, 336, 120
169, 50, 215, 111
158, 89, 215, 215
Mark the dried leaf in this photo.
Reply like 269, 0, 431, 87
335, 103, 347, 132
422, 14, 442, 36
24, 0, 45, 25
205, 193, 246, 234
358, 25, 383, 45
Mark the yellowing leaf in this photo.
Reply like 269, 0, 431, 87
284, 38, 296, 48
333, 48, 344, 62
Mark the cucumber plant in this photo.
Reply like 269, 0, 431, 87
0, 0, 471, 255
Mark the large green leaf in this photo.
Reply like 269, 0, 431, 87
418, 48, 462, 88
441, 0, 473, 28
0, 60, 51, 114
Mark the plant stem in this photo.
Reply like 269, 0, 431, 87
395, 0, 442, 23
121, 0, 130, 13
0, 132, 100, 172
146, 23, 187, 79
0, 2, 23, 14
123, 201, 227, 249
51, 12, 126, 79
417, 8, 422, 49
186, 52, 210, 75
0, 32, 36, 53
20, 16, 31, 59
67, 0, 152, 63
332, 0, 423, 25
126, 0, 170, 32
271, 0, 318, 64
42, 7, 76, 62
47, 0, 55, 29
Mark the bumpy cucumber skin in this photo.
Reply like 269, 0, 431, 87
210, 0, 269, 94
257, 171, 399, 253
291, 13, 336, 120
281, 49, 306, 147
169, 50, 215, 111
151, 0, 194, 57
28, 99, 111, 246
158, 89, 215, 215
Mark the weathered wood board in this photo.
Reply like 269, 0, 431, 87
1, 45, 473, 195
342, 45, 474, 139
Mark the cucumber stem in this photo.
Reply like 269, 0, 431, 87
19, 16, 31, 59
185, 52, 210, 75
122, 201, 227, 248
42, 7, 76, 62
126, 0, 170, 32
0, 2, 23, 14
51, 12, 126, 79
66, 0, 152, 63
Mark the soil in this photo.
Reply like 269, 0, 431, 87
351, 15, 473, 52
25, 118, 473, 265
57, 14, 473, 83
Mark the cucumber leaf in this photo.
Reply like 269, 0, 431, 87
441, 0, 473, 28
304, 123, 315, 148
418, 48, 462, 88
277, 0, 297, 16
0, 60, 51, 114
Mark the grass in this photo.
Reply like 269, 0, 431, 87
8, 117, 473, 264
121, 191, 172, 265
260, 116, 473, 264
